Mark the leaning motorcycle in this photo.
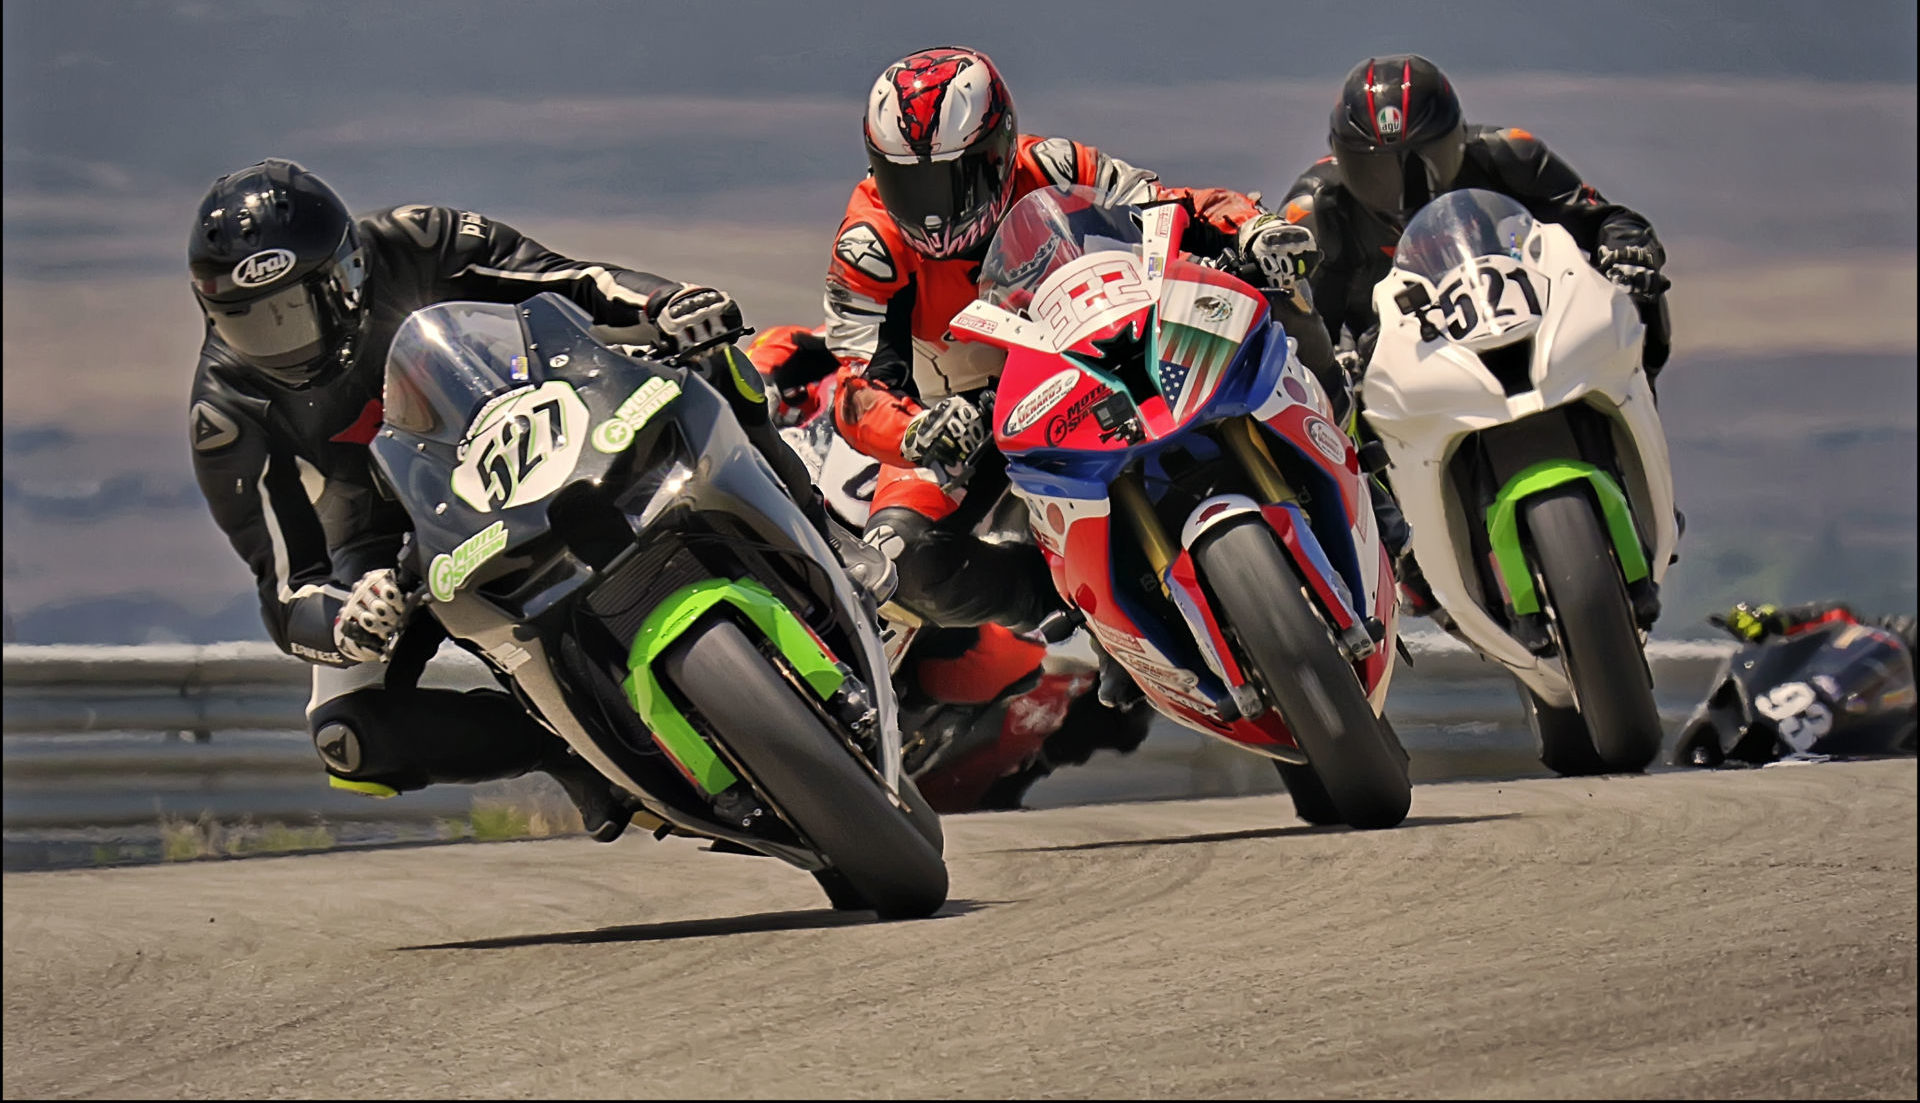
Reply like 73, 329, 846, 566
1360, 189, 1680, 775
951, 184, 1410, 829
369, 293, 947, 918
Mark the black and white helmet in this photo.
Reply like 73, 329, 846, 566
864, 46, 1019, 260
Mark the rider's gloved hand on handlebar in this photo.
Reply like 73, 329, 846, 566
900, 395, 986, 475
1238, 213, 1320, 291
1596, 244, 1670, 298
644, 283, 744, 353
334, 567, 406, 664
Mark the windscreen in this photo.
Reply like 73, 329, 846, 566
381, 302, 533, 443
1393, 189, 1536, 283
977, 184, 1143, 315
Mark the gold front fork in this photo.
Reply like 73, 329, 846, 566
1110, 417, 1295, 591
1111, 471, 1176, 585
1220, 416, 1296, 506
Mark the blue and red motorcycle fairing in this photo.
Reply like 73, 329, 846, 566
952, 185, 1411, 828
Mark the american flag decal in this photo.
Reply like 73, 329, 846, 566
1159, 322, 1241, 421
1154, 277, 1263, 421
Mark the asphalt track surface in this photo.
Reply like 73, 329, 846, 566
5, 760, 1915, 1099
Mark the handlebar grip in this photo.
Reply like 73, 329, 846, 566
393, 534, 424, 595
666, 326, 757, 366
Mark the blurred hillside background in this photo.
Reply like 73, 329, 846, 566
3, 0, 1914, 644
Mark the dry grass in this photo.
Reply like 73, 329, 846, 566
152, 786, 589, 864
158, 814, 336, 861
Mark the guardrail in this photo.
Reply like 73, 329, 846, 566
3, 636, 1736, 834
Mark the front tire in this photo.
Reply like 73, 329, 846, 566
1199, 522, 1411, 829
664, 618, 949, 919
1523, 487, 1663, 772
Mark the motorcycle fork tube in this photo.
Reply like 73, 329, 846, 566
1221, 416, 1297, 506
1111, 470, 1177, 592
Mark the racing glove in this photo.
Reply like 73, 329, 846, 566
333, 568, 406, 664
1238, 214, 1320, 292
900, 395, 987, 474
645, 283, 745, 353
1596, 244, 1670, 298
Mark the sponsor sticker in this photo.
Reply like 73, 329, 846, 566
591, 376, 681, 453
1044, 383, 1115, 446
950, 310, 998, 337
429, 521, 509, 602
1001, 369, 1082, 437
231, 248, 296, 288
1304, 415, 1348, 465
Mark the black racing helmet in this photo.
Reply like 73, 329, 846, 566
188, 159, 368, 388
1329, 54, 1467, 225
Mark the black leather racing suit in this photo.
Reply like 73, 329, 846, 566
187, 204, 808, 792
1279, 124, 1672, 376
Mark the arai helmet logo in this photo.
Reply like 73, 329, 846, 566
1376, 105, 1403, 141
232, 248, 297, 288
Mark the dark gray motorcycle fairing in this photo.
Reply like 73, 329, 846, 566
368, 293, 886, 857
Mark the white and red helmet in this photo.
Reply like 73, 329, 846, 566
864, 46, 1018, 260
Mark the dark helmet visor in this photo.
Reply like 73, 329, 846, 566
1336, 120, 1467, 221
200, 234, 366, 386
869, 124, 1016, 256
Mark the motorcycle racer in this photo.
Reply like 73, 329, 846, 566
1272, 54, 1674, 615
747, 323, 836, 427
185, 159, 877, 842
1278, 53, 1672, 377
755, 323, 1158, 805
824, 46, 1306, 704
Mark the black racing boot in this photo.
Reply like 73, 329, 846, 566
1396, 549, 1442, 621
541, 748, 634, 843
1087, 636, 1145, 711
826, 515, 900, 607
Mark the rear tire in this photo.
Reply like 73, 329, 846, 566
1518, 679, 1609, 776
1199, 522, 1411, 829
1523, 488, 1663, 772
665, 618, 949, 919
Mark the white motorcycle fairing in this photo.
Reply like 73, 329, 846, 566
1360, 196, 1678, 708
